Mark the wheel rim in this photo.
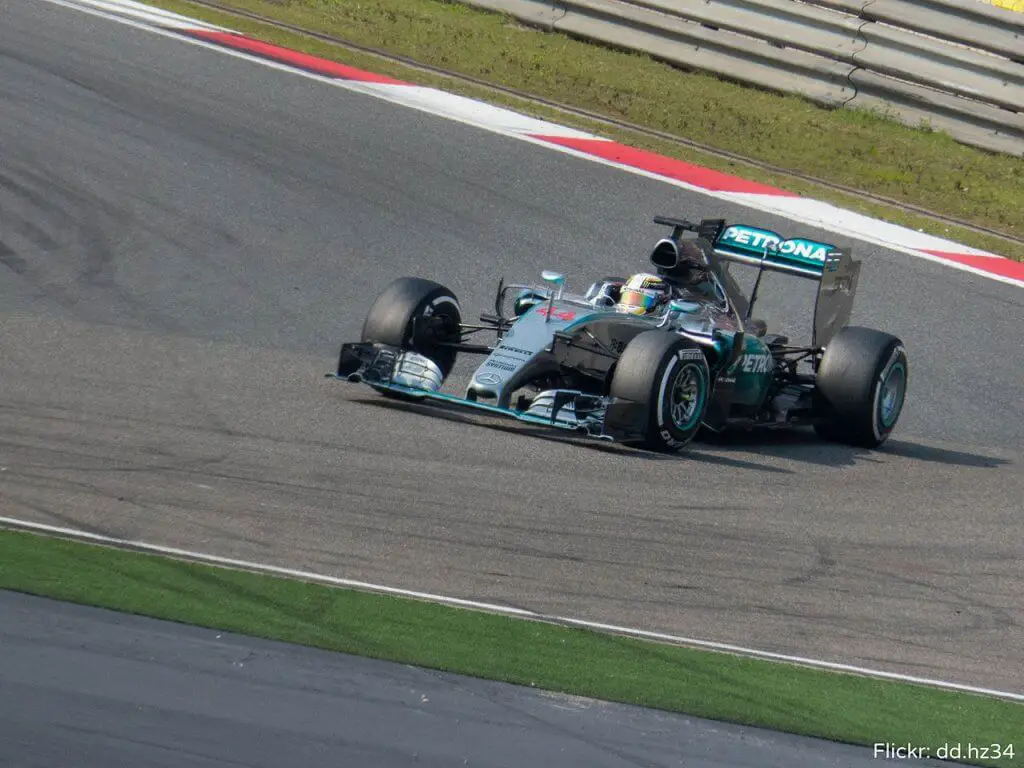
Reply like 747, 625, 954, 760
669, 363, 704, 431
878, 362, 906, 428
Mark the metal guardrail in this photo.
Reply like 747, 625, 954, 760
462, 0, 1024, 155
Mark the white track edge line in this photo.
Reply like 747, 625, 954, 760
39, 0, 1024, 290
3, 515, 1022, 702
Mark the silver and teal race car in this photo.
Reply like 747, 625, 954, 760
328, 216, 908, 451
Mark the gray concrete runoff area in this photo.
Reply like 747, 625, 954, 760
0, 590, 962, 768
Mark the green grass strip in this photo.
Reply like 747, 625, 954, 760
144, 0, 1024, 261
1, 529, 1020, 766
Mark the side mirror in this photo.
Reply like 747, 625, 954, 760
541, 270, 565, 299
668, 299, 701, 314
659, 298, 702, 328
541, 270, 565, 285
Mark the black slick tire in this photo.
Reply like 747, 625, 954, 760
609, 330, 710, 452
813, 326, 908, 448
359, 277, 462, 378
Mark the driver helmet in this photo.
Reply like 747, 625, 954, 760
617, 273, 671, 315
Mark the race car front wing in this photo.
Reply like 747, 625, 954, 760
327, 342, 651, 442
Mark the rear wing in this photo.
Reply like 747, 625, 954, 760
650, 217, 861, 347
714, 224, 838, 279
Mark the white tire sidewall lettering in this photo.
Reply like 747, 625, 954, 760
656, 354, 680, 428
657, 348, 706, 438
424, 294, 459, 317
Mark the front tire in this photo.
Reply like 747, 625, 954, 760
609, 331, 711, 452
814, 326, 907, 448
359, 277, 462, 378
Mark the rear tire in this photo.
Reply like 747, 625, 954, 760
609, 331, 710, 452
359, 277, 462, 378
813, 326, 907, 448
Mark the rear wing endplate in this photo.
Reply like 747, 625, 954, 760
812, 247, 860, 347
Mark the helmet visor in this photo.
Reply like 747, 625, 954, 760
619, 288, 658, 313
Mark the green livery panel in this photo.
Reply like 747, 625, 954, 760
723, 333, 775, 408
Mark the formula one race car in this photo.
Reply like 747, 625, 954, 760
328, 216, 908, 451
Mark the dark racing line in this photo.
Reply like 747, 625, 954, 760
329, 216, 909, 452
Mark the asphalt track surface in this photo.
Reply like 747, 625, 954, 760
1, 590, 932, 768
1, 0, 1022, 698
